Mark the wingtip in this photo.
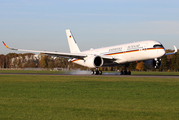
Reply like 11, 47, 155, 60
2, 41, 9, 49
174, 45, 177, 53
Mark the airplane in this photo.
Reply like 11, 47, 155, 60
2, 29, 178, 75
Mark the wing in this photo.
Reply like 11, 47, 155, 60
165, 45, 178, 55
2, 41, 87, 59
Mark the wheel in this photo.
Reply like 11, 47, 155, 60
124, 71, 127, 75
91, 71, 94, 75
128, 71, 131, 75
99, 71, 102, 75
95, 70, 99, 75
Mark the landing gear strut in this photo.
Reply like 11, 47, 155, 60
120, 64, 131, 75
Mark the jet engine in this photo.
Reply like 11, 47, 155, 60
144, 58, 162, 69
85, 56, 103, 68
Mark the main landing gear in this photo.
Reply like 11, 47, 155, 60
121, 64, 131, 75
91, 69, 102, 75
120, 70, 131, 75
91, 64, 131, 75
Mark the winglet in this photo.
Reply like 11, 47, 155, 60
2, 41, 18, 50
165, 45, 178, 55
2, 41, 9, 48
174, 45, 177, 53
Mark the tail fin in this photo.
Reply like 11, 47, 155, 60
66, 29, 81, 53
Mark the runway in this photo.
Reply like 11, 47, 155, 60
0, 73, 179, 78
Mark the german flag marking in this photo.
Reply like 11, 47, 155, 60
106, 48, 164, 56
72, 59, 80, 62
2, 41, 9, 48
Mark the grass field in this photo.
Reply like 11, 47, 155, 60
0, 75, 179, 120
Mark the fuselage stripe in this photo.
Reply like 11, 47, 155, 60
72, 59, 80, 62
107, 47, 164, 56
71, 47, 165, 62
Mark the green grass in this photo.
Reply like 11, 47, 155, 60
0, 75, 179, 120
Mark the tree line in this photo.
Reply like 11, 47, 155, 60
0, 53, 87, 70
0, 49, 178, 71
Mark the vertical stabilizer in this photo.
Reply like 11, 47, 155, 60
66, 29, 81, 53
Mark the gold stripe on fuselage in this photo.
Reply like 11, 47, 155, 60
72, 47, 165, 62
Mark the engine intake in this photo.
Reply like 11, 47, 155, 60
94, 56, 102, 66
85, 56, 103, 68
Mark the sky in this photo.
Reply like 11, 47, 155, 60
1, 0, 179, 55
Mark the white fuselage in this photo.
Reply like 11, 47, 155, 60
72, 40, 166, 68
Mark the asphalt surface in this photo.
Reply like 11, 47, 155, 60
0, 73, 179, 78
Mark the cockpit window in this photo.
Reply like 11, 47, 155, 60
153, 44, 164, 48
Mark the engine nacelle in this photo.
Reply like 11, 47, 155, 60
84, 56, 103, 68
144, 58, 162, 69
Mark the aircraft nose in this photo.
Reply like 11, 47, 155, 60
160, 48, 166, 56
156, 48, 166, 57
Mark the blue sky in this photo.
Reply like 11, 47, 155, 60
1, 0, 179, 54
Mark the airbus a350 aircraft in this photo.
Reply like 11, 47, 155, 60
3, 29, 178, 75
